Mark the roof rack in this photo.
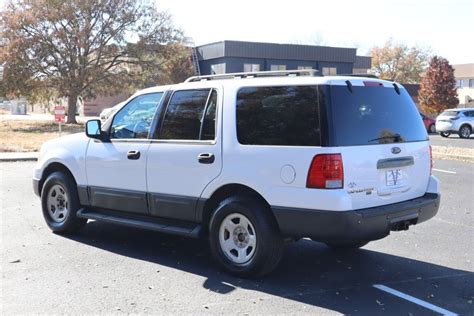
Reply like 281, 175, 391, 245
184, 69, 321, 82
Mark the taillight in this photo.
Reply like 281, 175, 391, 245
429, 145, 433, 174
363, 81, 383, 87
306, 154, 344, 189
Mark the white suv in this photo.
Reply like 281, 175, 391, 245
436, 108, 474, 138
33, 70, 440, 277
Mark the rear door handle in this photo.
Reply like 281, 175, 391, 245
198, 153, 215, 164
127, 150, 141, 160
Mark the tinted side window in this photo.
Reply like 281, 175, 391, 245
159, 89, 211, 140
236, 86, 320, 146
111, 93, 163, 139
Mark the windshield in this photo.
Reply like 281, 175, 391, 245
329, 85, 428, 146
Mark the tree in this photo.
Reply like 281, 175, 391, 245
370, 40, 430, 83
0, 0, 184, 123
418, 56, 458, 114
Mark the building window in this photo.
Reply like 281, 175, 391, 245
322, 67, 337, 75
270, 64, 286, 71
456, 80, 464, 88
244, 64, 260, 72
211, 63, 225, 75
469, 79, 474, 88
297, 66, 313, 70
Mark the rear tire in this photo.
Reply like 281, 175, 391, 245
459, 125, 471, 139
209, 196, 283, 278
41, 171, 87, 233
428, 124, 436, 134
325, 241, 368, 251
440, 132, 451, 138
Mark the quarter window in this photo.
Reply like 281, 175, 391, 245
159, 89, 217, 140
110, 93, 163, 139
236, 86, 320, 146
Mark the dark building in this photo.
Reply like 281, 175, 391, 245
194, 40, 371, 76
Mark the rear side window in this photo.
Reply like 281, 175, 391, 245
328, 85, 428, 146
159, 89, 217, 140
236, 86, 320, 146
441, 111, 459, 117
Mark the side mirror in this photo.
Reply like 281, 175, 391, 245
85, 119, 102, 139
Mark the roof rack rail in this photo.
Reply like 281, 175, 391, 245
337, 73, 379, 79
184, 69, 321, 82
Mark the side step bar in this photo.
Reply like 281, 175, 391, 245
77, 208, 203, 238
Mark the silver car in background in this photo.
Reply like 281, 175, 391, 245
436, 108, 474, 138
99, 101, 125, 123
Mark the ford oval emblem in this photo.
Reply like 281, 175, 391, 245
391, 147, 401, 154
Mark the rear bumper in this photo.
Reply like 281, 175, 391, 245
435, 121, 457, 132
272, 193, 440, 243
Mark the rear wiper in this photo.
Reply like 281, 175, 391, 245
368, 134, 403, 143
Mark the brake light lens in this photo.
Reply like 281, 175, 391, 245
307, 154, 344, 189
363, 81, 383, 87
429, 145, 433, 174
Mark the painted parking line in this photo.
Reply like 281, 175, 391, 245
373, 284, 458, 316
432, 168, 457, 174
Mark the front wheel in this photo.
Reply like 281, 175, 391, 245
459, 125, 471, 139
440, 132, 451, 138
41, 171, 87, 233
209, 196, 283, 277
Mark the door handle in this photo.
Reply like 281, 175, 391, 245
198, 153, 215, 164
127, 150, 141, 160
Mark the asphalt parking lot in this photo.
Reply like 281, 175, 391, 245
429, 133, 473, 149
1, 160, 473, 315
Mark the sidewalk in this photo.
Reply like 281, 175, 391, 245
0, 152, 38, 162
0, 113, 98, 123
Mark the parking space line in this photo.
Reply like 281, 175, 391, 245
432, 168, 457, 174
373, 284, 457, 316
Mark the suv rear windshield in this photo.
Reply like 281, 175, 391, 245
327, 85, 428, 146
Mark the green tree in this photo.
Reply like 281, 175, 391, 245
418, 56, 458, 114
0, 0, 184, 123
370, 39, 430, 83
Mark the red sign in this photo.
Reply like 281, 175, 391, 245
54, 105, 65, 123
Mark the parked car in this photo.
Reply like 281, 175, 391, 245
420, 113, 436, 133
99, 101, 125, 123
435, 108, 474, 138
33, 71, 440, 277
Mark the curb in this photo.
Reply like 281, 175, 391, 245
0, 157, 38, 162
432, 152, 474, 163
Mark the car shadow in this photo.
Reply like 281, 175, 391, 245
63, 221, 473, 315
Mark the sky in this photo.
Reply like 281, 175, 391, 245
1, 0, 472, 64
154, 0, 474, 64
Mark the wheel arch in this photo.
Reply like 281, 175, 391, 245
460, 123, 472, 130
39, 162, 78, 196
198, 183, 278, 232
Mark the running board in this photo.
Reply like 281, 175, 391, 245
76, 208, 203, 238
